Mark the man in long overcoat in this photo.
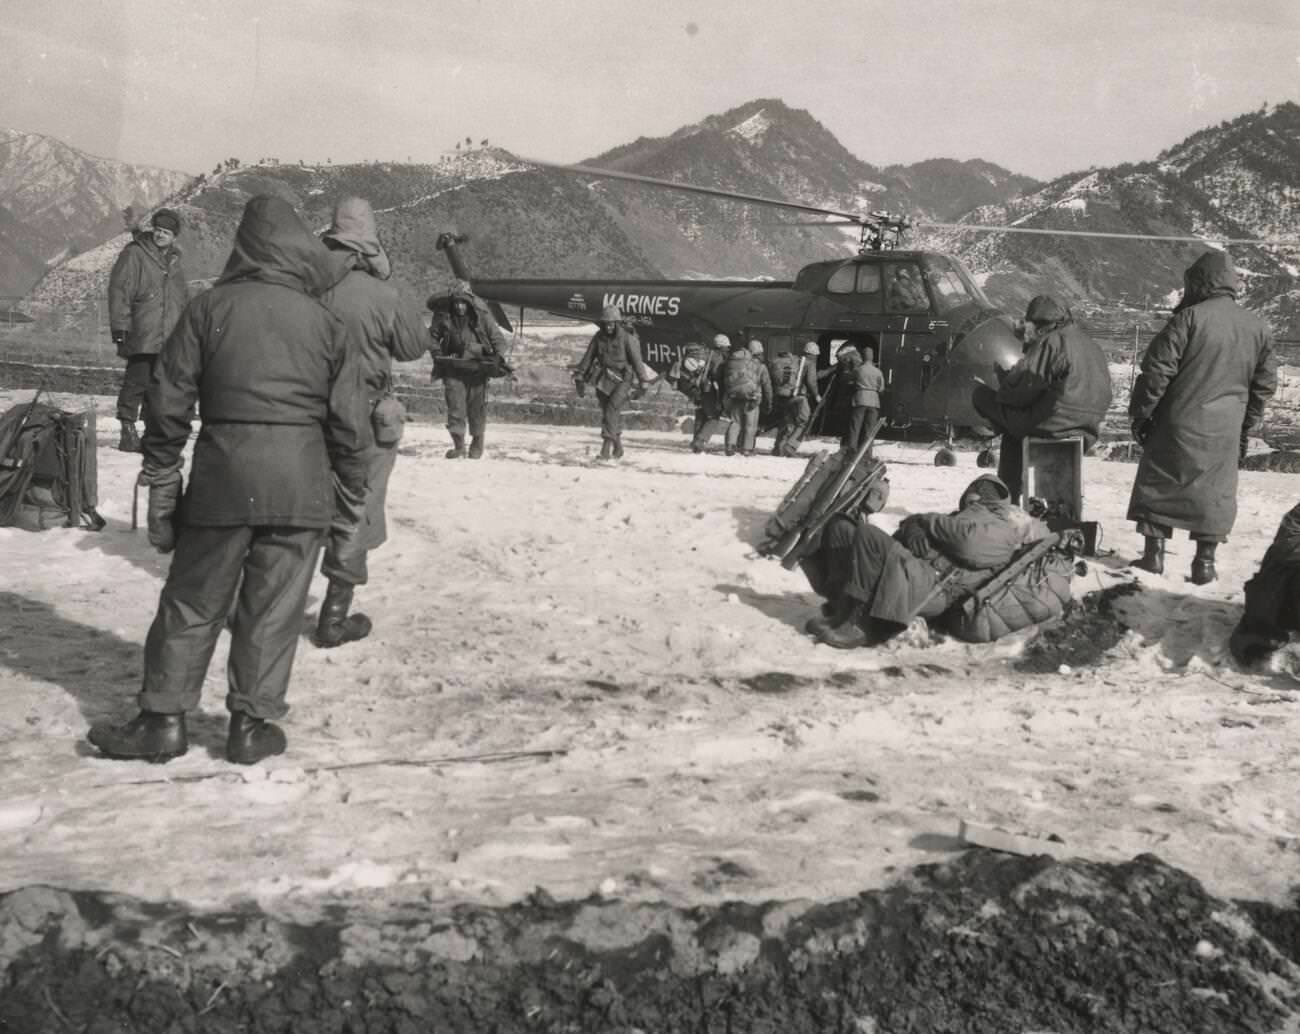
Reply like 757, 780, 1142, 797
315, 197, 429, 648
88, 196, 369, 766
972, 295, 1112, 500
107, 209, 190, 452
1127, 251, 1276, 584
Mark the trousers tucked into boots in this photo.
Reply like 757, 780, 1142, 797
1133, 535, 1166, 575
314, 579, 372, 648
1191, 540, 1218, 585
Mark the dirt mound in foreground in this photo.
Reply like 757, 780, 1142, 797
4, 851, 1300, 1033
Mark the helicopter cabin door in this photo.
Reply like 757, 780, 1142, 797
876, 259, 941, 429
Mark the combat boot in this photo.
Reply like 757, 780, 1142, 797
226, 712, 287, 766
1190, 541, 1218, 585
314, 580, 372, 648
805, 596, 854, 638
117, 419, 141, 453
1131, 536, 1165, 575
612, 437, 624, 459
88, 711, 187, 762
468, 435, 484, 459
599, 440, 613, 460
445, 434, 467, 459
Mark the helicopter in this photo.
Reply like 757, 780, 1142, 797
433, 160, 1298, 442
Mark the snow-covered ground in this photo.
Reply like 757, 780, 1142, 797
3, 393, 1300, 924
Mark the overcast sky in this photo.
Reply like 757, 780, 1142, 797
2, 0, 1298, 181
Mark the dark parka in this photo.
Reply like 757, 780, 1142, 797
992, 300, 1112, 443
107, 233, 190, 358
321, 252, 428, 404
1230, 502, 1300, 664
143, 196, 369, 529
1127, 252, 1277, 538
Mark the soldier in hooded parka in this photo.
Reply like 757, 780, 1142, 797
431, 279, 510, 459
313, 196, 429, 648
88, 196, 370, 767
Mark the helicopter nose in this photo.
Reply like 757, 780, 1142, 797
937, 314, 1024, 433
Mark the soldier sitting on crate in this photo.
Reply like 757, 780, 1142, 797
802, 474, 1050, 649
970, 295, 1111, 502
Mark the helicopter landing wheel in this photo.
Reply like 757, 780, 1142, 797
934, 446, 958, 467
976, 447, 998, 469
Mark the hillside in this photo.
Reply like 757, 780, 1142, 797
15, 99, 1300, 338
582, 98, 1037, 277
22, 150, 661, 322
920, 103, 1300, 330
0, 130, 193, 300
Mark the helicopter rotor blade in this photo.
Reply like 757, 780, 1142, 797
920, 221, 1300, 247
521, 157, 1299, 248
522, 158, 873, 226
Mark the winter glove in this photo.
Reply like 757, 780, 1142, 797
139, 466, 182, 554
1131, 418, 1152, 446
1239, 428, 1251, 464
111, 329, 127, 348
573, 373, 587, 398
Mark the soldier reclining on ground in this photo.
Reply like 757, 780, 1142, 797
801, 474, 1062, 649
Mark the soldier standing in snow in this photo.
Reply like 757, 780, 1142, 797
88, 196, 369, 766
107, 208, 189, 453
1126, 252, 1276, 584
314, 197, 429, 649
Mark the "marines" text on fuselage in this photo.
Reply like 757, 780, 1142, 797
602, 292, 681, 317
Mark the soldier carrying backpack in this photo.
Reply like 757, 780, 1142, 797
720, 339, 769, 456
769, 342, 822, 456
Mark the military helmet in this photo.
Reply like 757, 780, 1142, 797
712, 333, 730, 349
601, 304, 622, 321
802, 342, 819, 357
748, 340, 765, 356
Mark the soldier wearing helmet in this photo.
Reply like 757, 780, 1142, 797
429, 279, 510, 459
574, 305, 653, 460
771, 341, 823, 456
720, 338, 771, 456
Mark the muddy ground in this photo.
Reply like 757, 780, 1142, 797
4, 851, 1300, 1034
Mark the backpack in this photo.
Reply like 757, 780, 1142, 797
940, 535, 1073, 643
770, 353, 800, 398
723, 353, 760, 402
671, 344, 712, 398
0, 400, 105, 532
759, 450, 890, 561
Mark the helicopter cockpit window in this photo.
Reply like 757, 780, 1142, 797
826, 265, 857, 294
921, 256, 992, 312
884, 263, 929, 313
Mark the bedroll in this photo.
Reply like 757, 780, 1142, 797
0, 398, 105, 532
